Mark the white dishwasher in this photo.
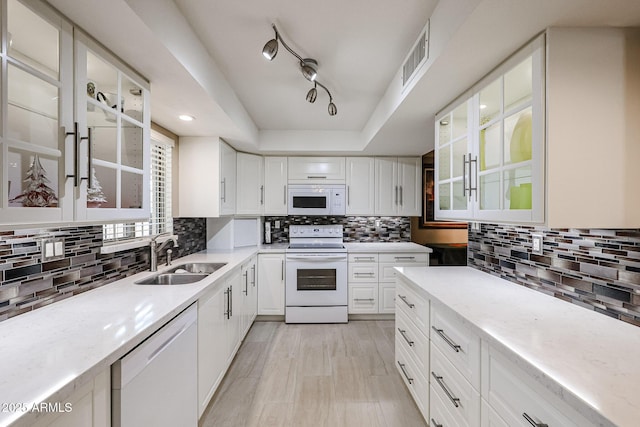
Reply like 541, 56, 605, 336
112, 304, 198, 427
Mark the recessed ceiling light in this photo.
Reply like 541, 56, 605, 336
179, 115, 195, 121
480, 104, 487, 109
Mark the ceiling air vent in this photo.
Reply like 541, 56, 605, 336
402, 21, 430, 87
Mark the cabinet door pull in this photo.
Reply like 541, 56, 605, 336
462, 154, 467, 198
281, 259, 285, 281
430, 419, 443, 427
394, 186, 399, 205
307, 175, 327, 179
224, 288, 230, 319
354, 298, 375, 302
523, 413, 548, 427
432, 326, 461, 353
260, 185, 264, 205
251, 264, 256, 286
398, 295, 415, 308
397, 361, 413, 384
431, 372, 460, 408
469, 154, 478, 202
243, 271, 248, 295
65, 123, 81, 187
397, 328, 414, 347
229, 285, 233, 317
400, 185, 403, 205
85, 128, 93, 188
221, 178, 226, 202
394, 256, 415, 261
347, 185, 350, 206
283, 185, 287, 205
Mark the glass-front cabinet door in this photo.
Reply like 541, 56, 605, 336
0, 0, 73, 225
434, 34, 545, 224
74, 32, 150, 222
434, 99, 472, 219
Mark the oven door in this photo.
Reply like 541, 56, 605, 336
285, 253, 347, 306
288, 188, 331, 216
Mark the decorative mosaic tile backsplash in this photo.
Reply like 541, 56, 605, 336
0, 218, 207, 322
264, 216, 411, 243
468, 224, 640, 326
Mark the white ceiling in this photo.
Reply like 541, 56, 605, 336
46, 0, 640, 156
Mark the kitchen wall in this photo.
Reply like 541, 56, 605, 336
468, 224, 640, 326
264, 216, 411, 243
0, 218, 206, 322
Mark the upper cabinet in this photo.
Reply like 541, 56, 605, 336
236, 152, 264, 216
375, 157, 421, 216
346, 157, 375, 215
435, 35, 545, 224
179, 137, 235, 217
263, 156, 287, 216
74, 32, 150, 222
0, 0, 150, 227
1, 0, 73, 225
288, 157, 346, 183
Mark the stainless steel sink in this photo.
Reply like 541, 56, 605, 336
134, 273, 210, 285
165, 262, 227, 274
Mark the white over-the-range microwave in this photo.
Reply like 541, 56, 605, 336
287, 184, 346, 216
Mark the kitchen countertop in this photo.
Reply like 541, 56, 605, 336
396, 266, 640, 427
0, 248, 258, 427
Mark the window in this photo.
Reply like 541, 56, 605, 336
103, 129, 173, 242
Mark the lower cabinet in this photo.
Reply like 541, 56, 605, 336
31, 368, 110, 427
349, 252, 428, 315
197, 266, 249, 418
257, 253, 285, 315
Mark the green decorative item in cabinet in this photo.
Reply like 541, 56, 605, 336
9, 155, 58, 207
509, 183, 532, 209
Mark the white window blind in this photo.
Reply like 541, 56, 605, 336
103, 130, 173, 242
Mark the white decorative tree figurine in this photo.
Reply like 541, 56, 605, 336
9, 154, 58, 207
87, 167, 107, 208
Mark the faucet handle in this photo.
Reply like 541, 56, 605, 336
166, 249, 173, 266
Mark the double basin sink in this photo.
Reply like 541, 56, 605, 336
135, 262, 227, 285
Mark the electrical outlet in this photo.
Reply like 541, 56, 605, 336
470, 222, 481, 231
532, 233, 543, 255
41, 237, 65, 261
375, 220, 381, 227
275, 220, 280, 228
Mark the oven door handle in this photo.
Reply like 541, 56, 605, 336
286, 255, 347, 261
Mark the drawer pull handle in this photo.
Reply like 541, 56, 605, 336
354, 272, 375, 276
523, 413, 548, 427
430, 419, 443, 427
398, 295, 415, 308
397, 328, 414, 347
431, 372, 460, 408
397, 361, 413, 384
354, 298, 375, 302
355, 256, 375, 261
432, 327, 461, 353
395, 256, 416, 260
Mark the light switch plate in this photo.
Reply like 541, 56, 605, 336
532, 233, 543, 255
41, 237, 65, 261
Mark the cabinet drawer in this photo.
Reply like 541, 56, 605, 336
431, 303, 481, 389
430, 383, 465, 427
396, 276, 429, 335
396, 336, 429, 421
348, 253, 378, 263
348, 284, 378, 313
396, 309, 429, 374
379, 252, 429, 264
482, 346, 597, 427
431, 345, 481, 427
348, 264, 378, 282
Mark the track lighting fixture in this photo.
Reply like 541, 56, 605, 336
262, 24, 337, 116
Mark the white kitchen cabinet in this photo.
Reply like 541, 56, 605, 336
378, 283, 397, 313
374, 157, 421, 216
263, 156, 287, 215
257, 253, 285, 315
240, 255, 257, 335
31, 368, 110, 427
0, 0, 151, 227
348, 283, 378, 313
288, 157, 345, 183
435, 35, 544, 224
74, 31, 151, 222
481, 344, 596, 427
179, 137, 235, 217
345, 157, 375, 215
236, 152, 264, 215
197, 281, 229, 417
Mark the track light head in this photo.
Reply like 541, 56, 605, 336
306, 84, 317, 103
328, 100, 337, 116
262, 38, 278, 60
300, 59, 318, 81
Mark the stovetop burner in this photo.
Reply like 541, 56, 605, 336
287, 224, 346, 253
